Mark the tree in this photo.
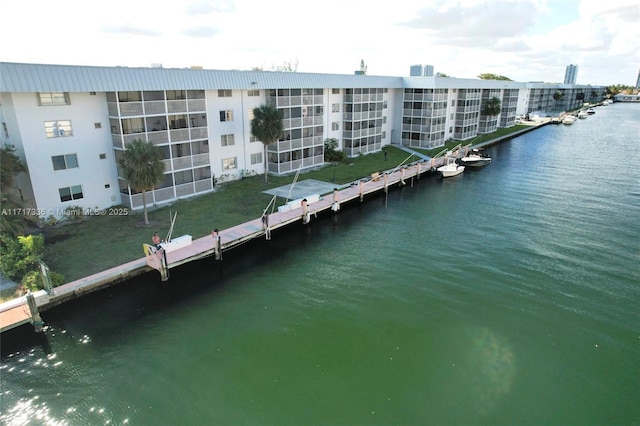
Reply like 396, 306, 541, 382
0, 233, 65, 293
324, 138, 344, 162
436, 72, 450, 77
483, 97, 502, 116
553, 91, 564, 110
250, 105, 284, 183
576, 91, 585, 103
478, 73, 512, 81
0, 144, 27, 236
119, 139, 165, 225
273, 59, 299, 72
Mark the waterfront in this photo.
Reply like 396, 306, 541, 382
1, 104, 639, 425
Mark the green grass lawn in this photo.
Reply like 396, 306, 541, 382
40, 124, 534, 282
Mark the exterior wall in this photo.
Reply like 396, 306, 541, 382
6, 92, 120, 218
0, 62, 608, 217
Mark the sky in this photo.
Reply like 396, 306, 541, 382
1, 0, 638, 86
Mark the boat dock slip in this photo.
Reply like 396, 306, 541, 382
0, 157, 450, 332
2, 121, 553, 333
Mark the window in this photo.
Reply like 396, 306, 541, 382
219, 110, 233, 122
331, 122, 339, 131
221, 134, 235, 146
332, 103, 339, 113
38, 92, 70, 105
94, 122, 102, 129
59, 185, 83, 202
247, 89, 260, 96
218, 89, 232, 97
2, 122, 8, 138
383, 100, 388, 109
118, 91, 142, 102
174, 170, 194, 185
45, 120, 73, 138
250, 152, 262, 165
332, 88, 340, 94
383, 116, 387, 124
99, 153, 107, 159
250, 135, 258, 143
222, 157, 237, 170
52, 154, 78, 170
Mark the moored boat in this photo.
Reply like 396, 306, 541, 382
562, 115, 576, 125
586, 107, 595, 115
437, 157, 465, 177
577, 110, 588, 119
458, 149, 492, 167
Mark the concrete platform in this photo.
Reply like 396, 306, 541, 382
262, 179, 340, 200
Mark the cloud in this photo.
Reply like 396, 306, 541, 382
399, 0, 541, 46
185, 0, 235, 15
603, 3, 640, 23
182, 26, 221, 38
101, 25, 161, 37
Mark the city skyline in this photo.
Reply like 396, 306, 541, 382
1, 0, 638, 86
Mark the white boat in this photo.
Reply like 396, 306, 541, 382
577, 110, 588, 119
586, 108, 596, 115
436, 157, 465, 177
562, 115, 576, 125
459, 149, 492, 167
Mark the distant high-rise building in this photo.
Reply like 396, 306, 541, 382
410, 65, 423, 76
423, 65, 434, 77
564, 64, 578, 84
410, 64, 434, 77
636, 67, 640, 88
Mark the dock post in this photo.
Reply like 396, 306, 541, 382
331, 188, 340, 212
400, 168, 406, 186
212, 229, 222, 260
159, 249, 169, 281
359, 181, 364, 202
302, 198, 310, 224
416, 162, 421, 179
26, 292, 44, 332
383, 173, 389, 193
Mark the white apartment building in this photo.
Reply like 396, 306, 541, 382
0, 62, 604, 218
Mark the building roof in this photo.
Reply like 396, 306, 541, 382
0, 62, 404, 92
0, 62, 604, 93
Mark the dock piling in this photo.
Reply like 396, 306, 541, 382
26, 292, 44, 332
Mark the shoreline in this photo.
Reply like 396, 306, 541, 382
0, 119, 550, 333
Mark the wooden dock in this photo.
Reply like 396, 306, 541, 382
1, 121, 550, 333
0, 157, 448, 333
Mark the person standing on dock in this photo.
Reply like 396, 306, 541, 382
152, 232, 162, 249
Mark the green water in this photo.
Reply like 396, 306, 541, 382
1, 104, 639, 425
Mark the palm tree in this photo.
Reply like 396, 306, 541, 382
119, 139, 165, 225
483, 97, 502, 116
553, 91, 564, 110
250, 104, 283, 183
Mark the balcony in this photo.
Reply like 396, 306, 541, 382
119, 102, 143, 116
167, 100, 187, 113
144, 101, 166, 115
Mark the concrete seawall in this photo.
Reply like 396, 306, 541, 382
0, 120, 549, 333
